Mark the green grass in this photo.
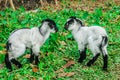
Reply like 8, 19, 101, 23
0, 5, 120, 80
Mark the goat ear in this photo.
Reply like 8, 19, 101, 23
80, 21, 84, 26
76, 19, 84, 26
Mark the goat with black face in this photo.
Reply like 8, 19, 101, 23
64, 16, 108, 71
5, 19, 58, 71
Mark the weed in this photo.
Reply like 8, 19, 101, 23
0, 3, 120, 80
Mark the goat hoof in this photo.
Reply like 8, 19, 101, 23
30, 59, 34, 63
86, 62, 91, 67
103, 67, 107, 71
8, 69, 12, 72
35, 61, 40, 65
17, 64, 22, 68
78, 60, 83, 63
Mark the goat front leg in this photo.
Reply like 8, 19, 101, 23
11, 59, 22, 68
29, 48, 35, 63
32, 46, 40, 65
35, 55, 39, 65
78, 44, 87, 63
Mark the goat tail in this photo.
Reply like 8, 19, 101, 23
101, 36, 108, 47
99, 36, 108, 52
6, 41, 11, 51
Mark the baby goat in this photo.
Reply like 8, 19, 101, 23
5, 19, 58, 71
64, 16, 108, 70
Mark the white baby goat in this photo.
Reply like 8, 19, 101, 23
5, 19, 58, 71
64, 16, 108, 70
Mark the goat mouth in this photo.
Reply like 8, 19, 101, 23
55, 27, 58, 32
55, 29, 58, 32
64, 26, 68, 30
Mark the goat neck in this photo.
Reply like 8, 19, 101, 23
72, 24, 81, 35
39, 24, 51, 41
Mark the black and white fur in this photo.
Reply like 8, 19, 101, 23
64, 16, 108, 70
5, 19, 58, 71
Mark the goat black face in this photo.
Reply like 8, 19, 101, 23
43, 19, 58, 33
64, 16, 84, 31
64, 17, 75, 30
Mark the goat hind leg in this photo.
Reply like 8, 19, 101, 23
11, 59, 22, 68
35, 55, 39, 65
87, 40, 100, 66
11, 44, 25, 68
101, 46, 108, 70
87, 53, 100, 66
5, 54, 12, 71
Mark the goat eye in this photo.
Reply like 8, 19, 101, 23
66, 23, 69, 26
49, 23, 54, 29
